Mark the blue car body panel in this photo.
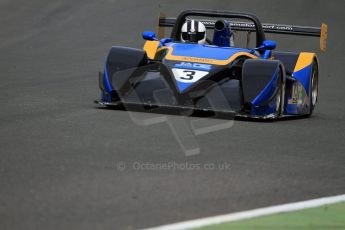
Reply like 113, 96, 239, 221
292, 64, 312, 94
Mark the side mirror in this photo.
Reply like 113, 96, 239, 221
262, 40, 276, 50
143, 31, 157, 41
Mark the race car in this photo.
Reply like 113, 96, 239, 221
96, 10, 327, 119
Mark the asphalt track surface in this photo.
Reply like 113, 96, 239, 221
1, 1, 345, 229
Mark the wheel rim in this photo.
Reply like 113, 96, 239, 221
311, 70, 318, 106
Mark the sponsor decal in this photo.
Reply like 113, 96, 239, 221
198, 20, 294, 31
200, 20, 216, 26
288, 83, 307, 105
175, 62, 212, 71
175, 56, 216, 64
288, 84, 299, 104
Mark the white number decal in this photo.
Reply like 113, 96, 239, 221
180, 70, 196, 80
172, 68, 209, 83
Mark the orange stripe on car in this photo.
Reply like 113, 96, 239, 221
143, 41, 160, 59
293, 52, 317, 73
162, 47, 258, 65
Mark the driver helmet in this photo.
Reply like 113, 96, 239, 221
181, 20, 206, 44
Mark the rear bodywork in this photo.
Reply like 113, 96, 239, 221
97, 10, 327, 119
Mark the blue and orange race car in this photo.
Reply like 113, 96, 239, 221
96, 10, 327, 119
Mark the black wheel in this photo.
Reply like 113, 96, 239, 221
309, 61, 318, 115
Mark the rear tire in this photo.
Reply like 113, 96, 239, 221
277, 69, 283, 117
309, 61, 318, 116
275, 67, 285, 117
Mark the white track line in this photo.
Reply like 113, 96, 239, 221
144, 194, 345, 230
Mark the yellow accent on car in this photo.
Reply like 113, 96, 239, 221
293, 52, 316, 73
320, 23, 328, 53
164, 47, 258, 65
143, 41, 160, 59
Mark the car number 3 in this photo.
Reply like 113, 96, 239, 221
180, 70, 196, 80
172, 68, 209, 83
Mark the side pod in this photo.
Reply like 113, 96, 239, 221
105, 47, 148, 81
242, 59, 285, 116
103, 47, 147, 95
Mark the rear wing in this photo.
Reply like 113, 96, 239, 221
158, 14, 328, 52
